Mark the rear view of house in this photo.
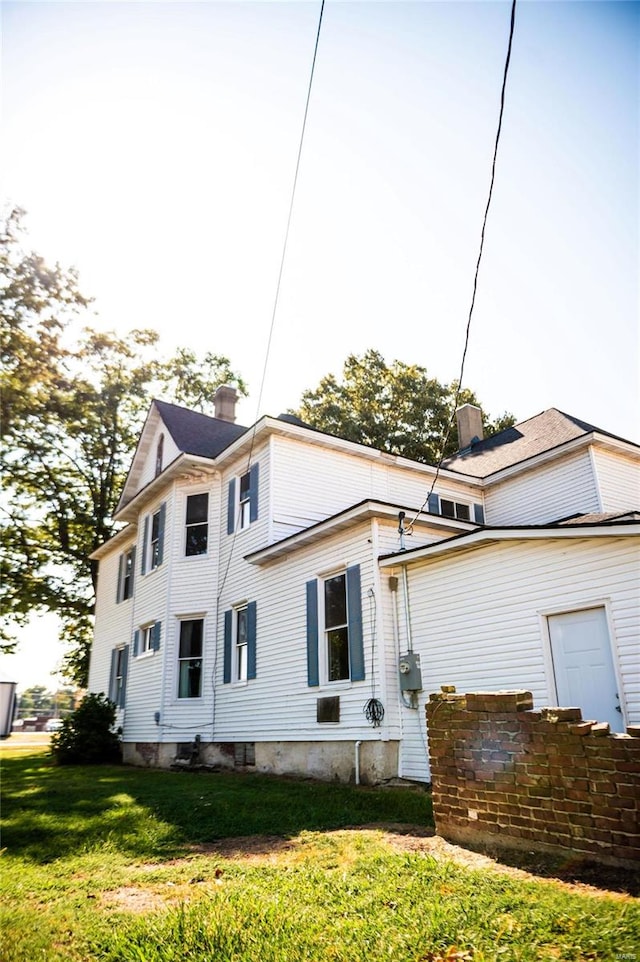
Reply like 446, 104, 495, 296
89, 392, 640, 783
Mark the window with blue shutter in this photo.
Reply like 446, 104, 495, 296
134, 622, 161, 656
427, 493, 440, 514
223, 609, 233, 683
307, 566, 365, 687
346, 565, 365, 682
116, 547, 135, 602
227, 478, 236, 535
247, 601, 257, 680
144, 504, 166, 572
224, 603, 258, 683
248, 463, 259, 523
474, 503, 485, 524
141, 518, 149, 574
228, 463, 260, 534
108, 646, 129, 707
306, 580, 319, 687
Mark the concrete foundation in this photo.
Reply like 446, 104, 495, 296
122, 738, 399, 784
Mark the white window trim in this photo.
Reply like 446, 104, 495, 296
139, 624, 155, 658
234, 604, 249, 684
176, 616, 205, 700
184, 491, 209, 558
319, 571, 351, 687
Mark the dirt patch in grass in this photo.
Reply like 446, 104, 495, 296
102, 886, 175, 913
189, 824, 639, 900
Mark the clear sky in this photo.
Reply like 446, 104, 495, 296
2, 0, 638, 690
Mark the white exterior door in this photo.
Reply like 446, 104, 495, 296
547, 607, 624, 732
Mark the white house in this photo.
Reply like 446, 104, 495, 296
88, 389, 640, 783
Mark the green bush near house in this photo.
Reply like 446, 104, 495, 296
50, 692, 122, 765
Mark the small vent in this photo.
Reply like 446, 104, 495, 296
317, 696, 340, 723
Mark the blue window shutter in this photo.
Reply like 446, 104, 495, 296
141, 517, 149, 574
156, 503, 166, 566
227, 479, 236, 535
428, 493, 440, 514
151, 621, 161, 651
116, 555, 124, 604
133, 629, 140, 657
108, 648, 118, 702
346, 565, 365, 682
306, 580, 319, 687
119, 646, 129, 708
473, 503, 485, 524
247, 601, 257, 680
249, 462, 260, 523
223, 610, 232, 683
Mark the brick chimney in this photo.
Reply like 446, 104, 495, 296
214, 384, 239, 423
456, 404, 483, 451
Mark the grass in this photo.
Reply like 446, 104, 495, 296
1, 741, 638, 962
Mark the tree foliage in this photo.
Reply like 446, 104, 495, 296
1, 207, 246, 685
292, 349, 514, 464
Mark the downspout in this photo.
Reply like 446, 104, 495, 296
354, 740, 362, 785
402, 564, 413, 652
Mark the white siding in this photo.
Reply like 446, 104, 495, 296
397, 534, 640, 781
592, 448, 640, 511
270, 435, 481, 542
484, 450, 599, 525
214, 515, 393, 748
88, 535, 136, 701
138, 421, 181, 491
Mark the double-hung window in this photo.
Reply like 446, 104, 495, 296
177, 619, 203, 698
133, 621, 161, 657
324, 574, 350, 681
223, 602, 257, 683
306, 565, 365, 687
185, 493, 208, 556
141, 503, 166, 574
108, 646, 128, 708
227, 463, 259, 534
116, 546, 136, 603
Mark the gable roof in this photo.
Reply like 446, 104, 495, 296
443, 408, 635, 478
153, 399, 248, 458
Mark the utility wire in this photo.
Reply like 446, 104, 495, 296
212, 2, 325, 736
408, 0, 517, 532
253, 0, 325, 433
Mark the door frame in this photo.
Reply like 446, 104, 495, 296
538, 599, 627, 728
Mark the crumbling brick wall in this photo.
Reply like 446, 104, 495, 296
426, 689, 640, 869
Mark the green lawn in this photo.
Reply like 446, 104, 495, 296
1, 743, 638, 961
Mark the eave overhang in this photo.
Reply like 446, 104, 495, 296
379, 519, 640, 568
245, 499, 477, 566
114, 453, 219, 523
89, 522, 138, 561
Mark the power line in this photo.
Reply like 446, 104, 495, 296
253, 0, 326, 427
212, 2, 326, 736
408, 0, 517, 532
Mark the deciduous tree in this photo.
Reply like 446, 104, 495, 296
1, 208, 246, 685
292, 349, 514, 464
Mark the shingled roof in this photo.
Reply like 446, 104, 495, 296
154, 399, 248, 458
443, 408, 631, 478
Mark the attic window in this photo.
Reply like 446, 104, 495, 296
155, 434, 164, 477
440, 499, 471, 521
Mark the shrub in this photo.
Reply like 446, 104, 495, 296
51, 692, 122, 765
